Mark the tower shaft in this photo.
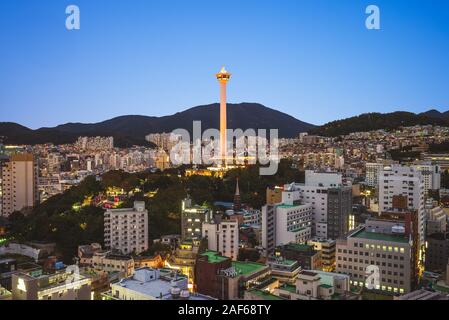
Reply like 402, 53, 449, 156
220, 81, 227, 165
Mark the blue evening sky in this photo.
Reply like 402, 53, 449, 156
0, 0, 448, 128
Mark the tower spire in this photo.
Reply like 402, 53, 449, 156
234, 177, 241, 211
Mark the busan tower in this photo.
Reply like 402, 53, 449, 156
216, 66, 231, 166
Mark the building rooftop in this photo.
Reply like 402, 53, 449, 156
200, 251, 229, 264
247, 289, 286, 300
232, 261, 268, 277
278, 203, 301, 209
350, 229, 409, 244
283, 243, 315, 252
279, 283, 296, 294
110, 268, 213, 300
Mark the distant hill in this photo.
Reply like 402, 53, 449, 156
309, 110, 449, 137
0, 103, 315, 148
420, 109, 449, 120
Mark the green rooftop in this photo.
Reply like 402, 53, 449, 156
247, 289, 286, 300
232, 261, 267, 276
201, 250, 229, 263
351, 229, 409, 244
278, 203, 300, 209
279, 283, 296, 294
284, 243, 313, 251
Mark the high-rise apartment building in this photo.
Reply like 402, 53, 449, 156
365, 160, 397, 188
378, 165, 425, 245
0, 153, 38, 217
412, 163, 440, 195
104, 201, 149, 255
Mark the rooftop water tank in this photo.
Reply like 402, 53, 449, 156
180, 290, 190, 300
392, 225, 405, 234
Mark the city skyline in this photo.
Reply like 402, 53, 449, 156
0, 0, 448, 129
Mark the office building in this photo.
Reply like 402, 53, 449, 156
104, 201, 149, 255
335, 220, 414, 295
425, 233, 449, 273
181, 197, 211, 240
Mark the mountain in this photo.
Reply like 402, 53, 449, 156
0, 103, 315, 147
420, 109, 449, 120
309, 110, 449, 137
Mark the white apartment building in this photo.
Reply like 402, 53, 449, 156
365, 160, 397, 188
378, 165, 425, 244
262, 187, 313, 255
0, 153, 38, 217
104, 201, 149, 255
202, 219, 239, 260
411, 163, 441, 195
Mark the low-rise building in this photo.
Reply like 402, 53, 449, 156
267, 256, 301, 284
308, 238, 336, 271
195, 251, 272, 300
275, 243, 322, 270
103, 268, 212, 300
134, 255, 164, 269
275, 270, 351, 300
91, 251, 134, 278
11, 268, 91, 300
394, 289, 449, 300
